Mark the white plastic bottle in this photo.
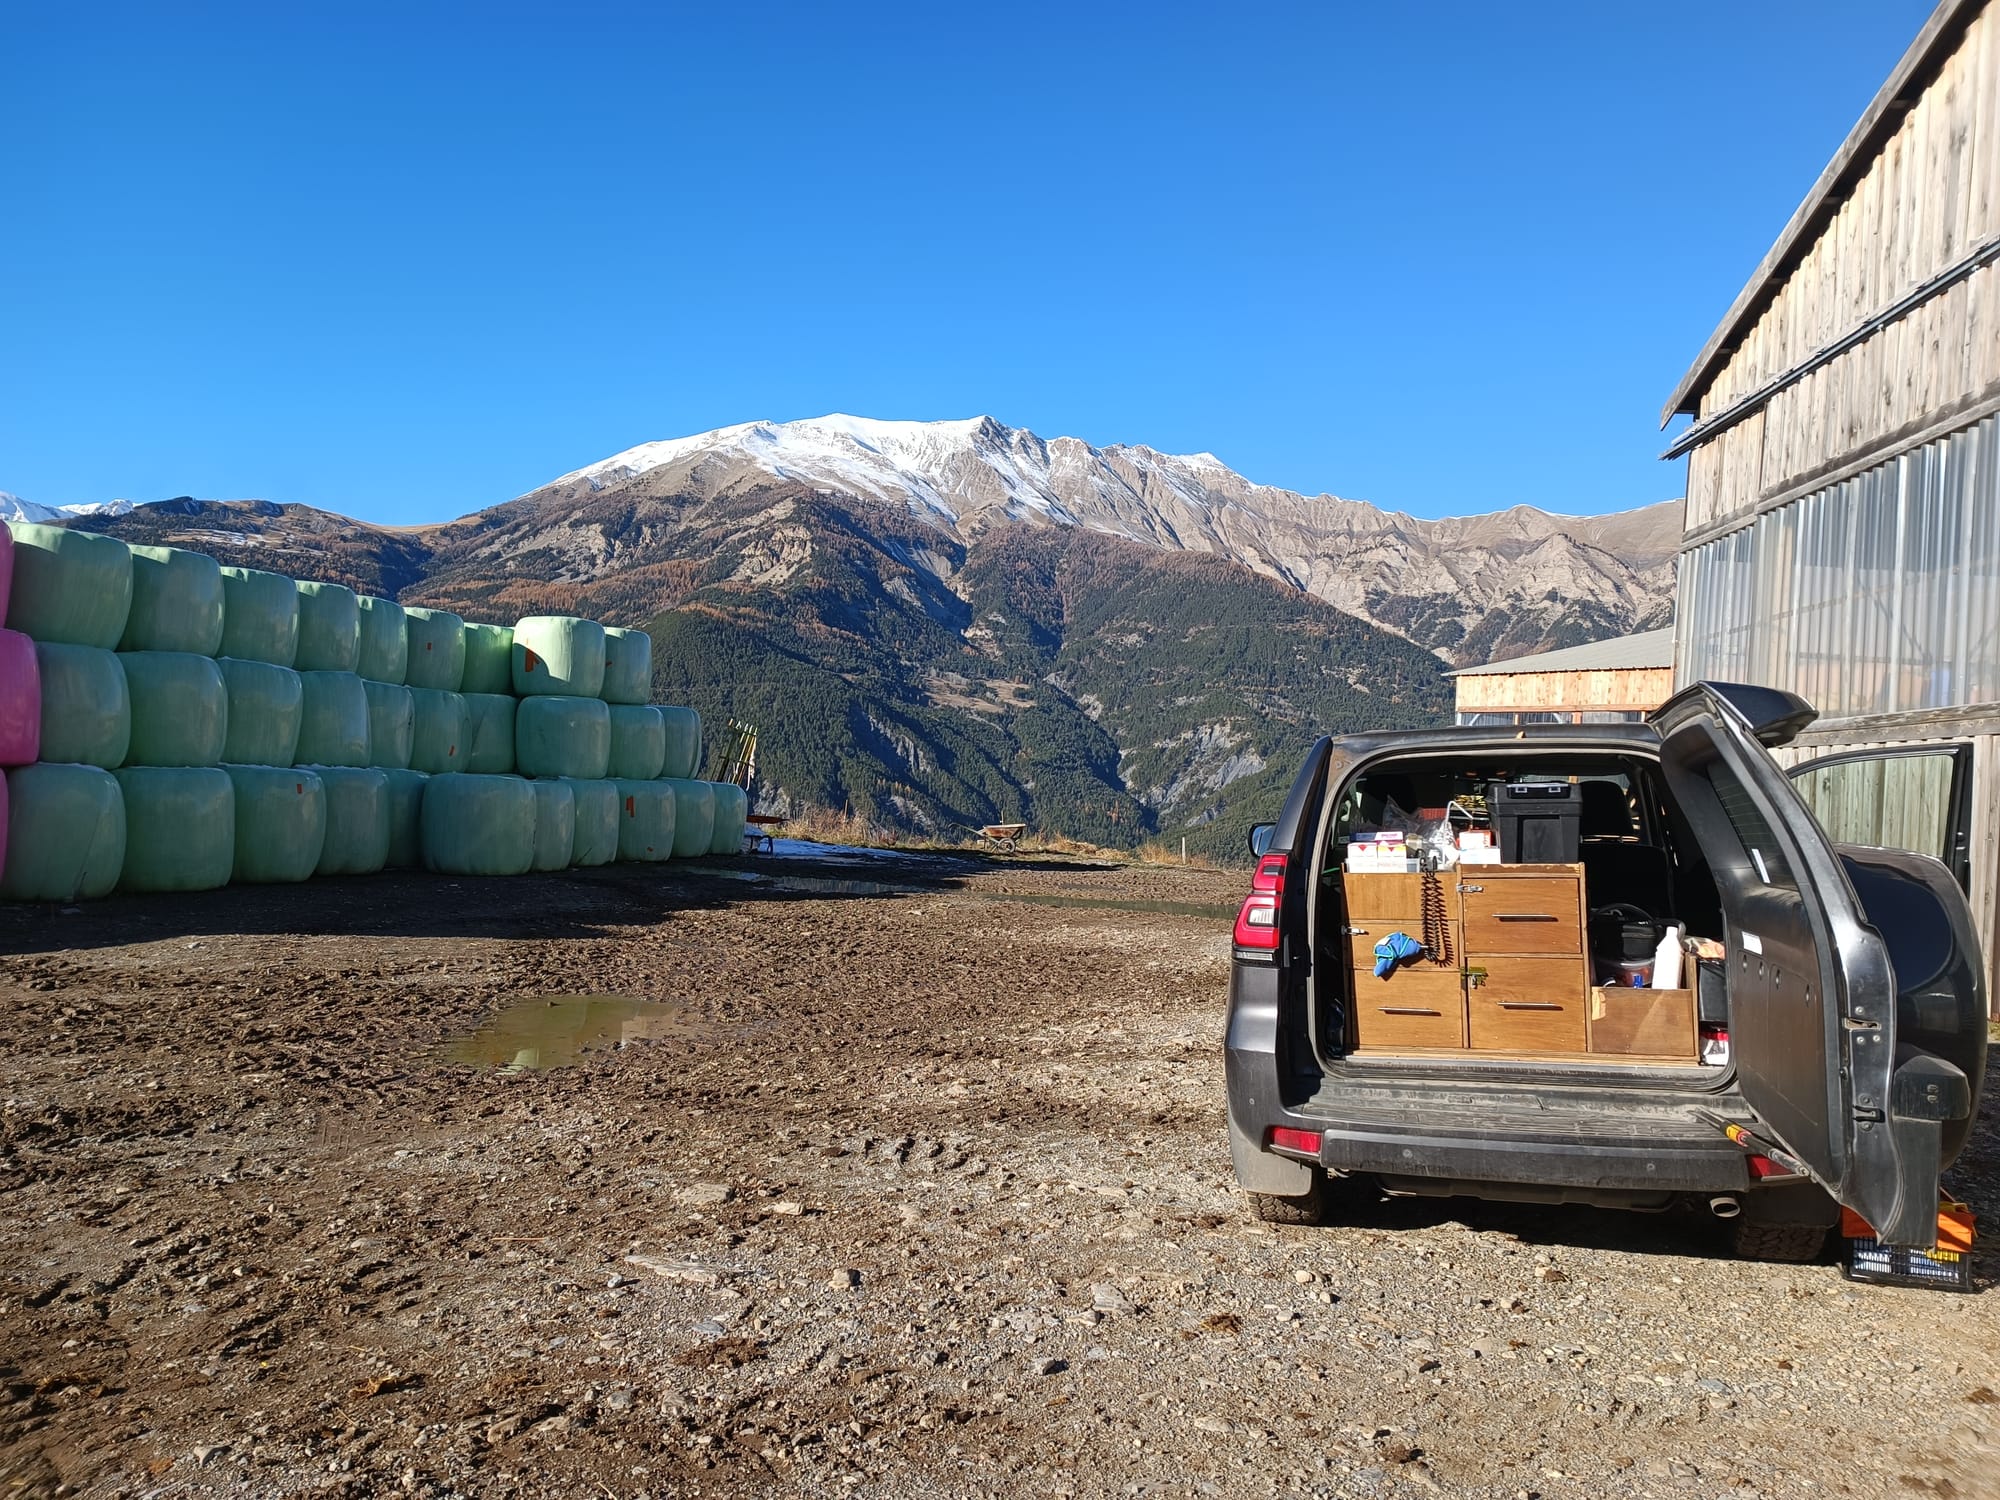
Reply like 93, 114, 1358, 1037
1652, 924, 1684, 991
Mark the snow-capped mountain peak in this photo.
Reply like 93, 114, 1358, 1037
1, 492, 136, 525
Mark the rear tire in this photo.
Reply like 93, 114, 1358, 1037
1732, 1220, 1832, 1263
1249, 1171, 1359, 1226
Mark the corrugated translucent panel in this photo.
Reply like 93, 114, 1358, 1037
116, 766, 235, 892
226, 765, 326, 884
3, 762, 125, 901
564, 777, 619, 866
356, 596, 409, 685
218, 658, 303, 767
38, 643, 130, 768
218, 567, 300, 665
530, 778, 576, 871
460, 623, 514, 695
659, 777, 714, 857
381, 768, 427, 869
295, 581, 360, 673
6, 524, 132, 648
709, 782, 748, 855
121, 545, 225, 655
513, 616, 606, 698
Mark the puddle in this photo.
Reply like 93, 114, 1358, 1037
758, 874, 926, 898
440, 994, 694, 1071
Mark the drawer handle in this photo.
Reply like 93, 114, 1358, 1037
1378, 1007, 1443, 1017
1498, 1001, 1564, 1011
1494, 913, 1559, 922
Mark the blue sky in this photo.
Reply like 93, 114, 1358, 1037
1, 1, 1938, 525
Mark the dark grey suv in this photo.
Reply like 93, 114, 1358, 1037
1225, 682, 1986, 1261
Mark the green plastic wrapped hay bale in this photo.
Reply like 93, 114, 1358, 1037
7, 523, 132, 648
614, 778, 676, 863
37, 642, 130, 768
218, 657, 302, 767
607, 704, 665, 780
460, 622, 514, 695
295, 671, 370, 767
658, 705, 702, 780
355, 596, 409, 684
530, 778, 575, 872
218, 567, 299, 665
225, 764, 325, 884
2, 763, 125, 901
461, 692, 516, 774
409, 688, 465, 773
121, 545, 225, 655
115, 766, 234, 893
363, 681, 414, 769
515, 695, 610, 779
294, 581, 360, 673
709, 781, 748, 855
311, 765, 390, 876
563, 777, 619, 867
512, 616, 606, 698
602, 627, 653, 705
121, 651, 228, 767
421, 772, 535, 876
381, 768, 427, 869
660, 777, 715, 858
404, 607, 466, 691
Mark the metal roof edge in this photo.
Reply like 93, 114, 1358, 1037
1446, 627, 1679, 678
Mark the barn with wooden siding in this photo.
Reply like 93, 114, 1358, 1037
1665, 0, 2000, 1009
1451, 628, 1676, 726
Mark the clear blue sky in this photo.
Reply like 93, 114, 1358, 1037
1, 1, 1939, 525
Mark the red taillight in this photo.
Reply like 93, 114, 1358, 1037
1746, 1153, 1795, 1180
1234, 853, 1287, 949
1269, 1126, 1321, 1157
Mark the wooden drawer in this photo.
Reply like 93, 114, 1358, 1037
1467, 955, 1590, 1006
1459, 875, 1582, 954
1466, 959, 1588, 1052
1344, 914, 1463, 973
1350, 968, 1466, 1049
1342, 870, 1427, 919
1589, 986, 1697, 1057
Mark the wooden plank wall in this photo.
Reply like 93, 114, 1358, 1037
1686, 3, 2000, 535
1453, 667, 1676, 714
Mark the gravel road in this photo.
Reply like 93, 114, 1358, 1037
3, 848, 1997, 1499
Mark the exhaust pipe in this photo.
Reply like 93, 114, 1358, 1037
1708, 1195, 1742, 1220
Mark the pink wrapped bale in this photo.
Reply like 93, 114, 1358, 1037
0, 628, 41, 767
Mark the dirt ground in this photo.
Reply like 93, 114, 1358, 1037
4, 848, 1999, 1500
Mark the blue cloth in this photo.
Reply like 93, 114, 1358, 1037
1372, 930, 1425, 978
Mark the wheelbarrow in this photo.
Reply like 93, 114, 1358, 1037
974, 823, 1028, 853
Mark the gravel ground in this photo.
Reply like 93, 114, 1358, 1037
3, 848, 1998, 1499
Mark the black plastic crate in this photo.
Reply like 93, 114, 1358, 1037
1842, 1236, 1974, 1292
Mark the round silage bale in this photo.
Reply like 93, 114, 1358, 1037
355, 596, 409, 685
601, 627, 652, 706
218, 567, 300, 666
460, 622, 514, 695
660, 777, 715, 858
420, 772, 535, 876
218, 658, 302, 766
381, 768, 428, 869
530, 778, 576, 872
658, 705, 702, 780
121, 651, 228, 767
295, 671, 370, 767
311, 765, 390, 876
404, 607, 466, 691
363, 681, 414, 769
2, 763, 125, 901
607, 704, 665, 780
0, 629, 40, 767
120, 545, 224, 655
512, 616, 606, 698
563, 777, 619, 867
515, 695, 610, 779
36, 642, 130, 768
294, 581, 360, 673
115, 766, 234, 892
709, 781, 749, 855
6, 523, 132, 648
409, 687, 465, 773
461, 692, 516, 774
614, 778, 676, 863
225, 765, 326, 884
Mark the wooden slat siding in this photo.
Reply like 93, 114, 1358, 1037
1453, 666, 1676, 715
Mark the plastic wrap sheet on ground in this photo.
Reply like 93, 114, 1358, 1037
312, 765, 390, 876
6, 523, 132, 649
709, 781, 748, 855
294, 581, 360, 673
615, 778, 676, 862
295, 671, 370, 767
460, 622, 514, 695
530, 778, 576, 871
37, 643, 130, 769
218, 567, 300, 665
658, 705, 702, 780
660, 777, 715, 858
218, 658, 302, 767
421, 772, 535, 876
0, 629, 40, 766
355, 596, 409, 684
404, 607, 466, 691
115, 766, 234, 892
515, 695, 610, 779
461, 693, 516, 774
601, 627, 653, 705
121, 651, 228, 767
2, 763, 125, 901
381, 768, 427, 869
363, 681, 415, 769
564, 777, 619, 866
225, 765, 326, 884
512, 616, 606, 698
121, 545, 225, 655
409, 688, 465, 773
607, 704, 665, 780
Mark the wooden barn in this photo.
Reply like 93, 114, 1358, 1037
1451, 628, 1676, 726
1664, 0, 2000, 1008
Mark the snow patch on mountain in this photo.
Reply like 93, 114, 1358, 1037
1, 493, 137, 525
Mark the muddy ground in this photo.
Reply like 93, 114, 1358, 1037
3, 849, 1999, 1500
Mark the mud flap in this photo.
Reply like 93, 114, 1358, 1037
1229, 1115, 1315, 1196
